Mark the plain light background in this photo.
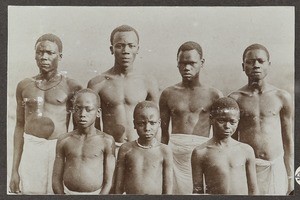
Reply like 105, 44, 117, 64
7, 6, 294, 189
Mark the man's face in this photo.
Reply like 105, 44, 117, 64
73, 93, 100, 129
211, 109, 240, 140
177, 49, 204, 81
134, 107, 160, 142
35, 40, 62, 74
242, 49, 270, 81
110, 31, 139, 68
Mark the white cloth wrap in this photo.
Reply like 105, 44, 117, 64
169, 134, 209, 194
64, 184, 101, 195
19, 133, 57, 194
256, 155, 288, 195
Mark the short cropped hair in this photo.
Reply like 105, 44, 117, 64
242, 43, 270, 62
210, 97, 240, 118
110, 25, 139, 45
133, 101, 159, 119
177, 41, 203, 58
73, 88, 100, 107
35, 33, 63, 53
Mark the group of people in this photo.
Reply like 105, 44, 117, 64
9, 25, 293, 195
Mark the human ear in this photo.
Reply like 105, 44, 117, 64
110, 46, 114, 55
96, 108, 101, 118
59, 53, 63, 60
200, 58, 205, 68
242, 63, 245, 71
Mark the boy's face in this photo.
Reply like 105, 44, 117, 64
134, 107, 161, 142
73, 93, 100, 129
242, 49, 270, 81
177, 49, 204, 81
211, 109, 240, 140
35, 40, 62, 74
110, 31, 139, 68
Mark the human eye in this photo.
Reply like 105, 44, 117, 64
85, 107, 94, 112
230, 120, 238, 125
245, 59, 254, 65
128, 44, 136, 48
257, 59, 266, 64
114, 43, 123, 49
149, 121, 157, 125
216, 119, 226, 124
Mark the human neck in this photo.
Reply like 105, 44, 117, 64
212, 136, 232, 147
136, 138, 157, 148
113, 63, 133, 76
39, 70, 59, 81
182, 77, 201, 88
77, 125, 96, 137
248, 79, 267, 93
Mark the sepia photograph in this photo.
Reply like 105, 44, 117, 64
6, 5, 295, 196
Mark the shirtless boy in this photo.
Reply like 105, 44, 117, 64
52, 89, 115, 195
159, 41, 222, 194
115, 101, 173, 194
9, 34, 82, 194
88, 25, 159, 149
191, 97, 258, 195
229, 44, 293, 195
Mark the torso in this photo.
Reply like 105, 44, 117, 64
230, 85, 285, 160
199, 141, 249, 194
89, 71, 150, 142
165, 84, 221, 137
20, 75, 79, 139
122, 142, 166, 194
62, 131, 107, 192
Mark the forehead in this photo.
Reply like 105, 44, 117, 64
75, 93, 98, 105
36, 40, 59, 51
135, 107, 159, 119
244, 49, 268, 60
213, 109, 240, 118
178, 49, 201, 61
112, 31, 138, 44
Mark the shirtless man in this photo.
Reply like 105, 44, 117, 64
52, 89, 115, 195
191, 97, 258, 195
159, 41, 222, 194
115, 101, 173, 194
9, 34, 82, 194
229, 44, 293, 195
88, 25, 159, 148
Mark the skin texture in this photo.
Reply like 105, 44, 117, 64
115, 106, 173, 194
88, 31, 159, 143
229, 48, 294, 194
159, 49, 222, 144
52, 92, 116, 194
191, 109, 259, 195
9, 40, 82, 194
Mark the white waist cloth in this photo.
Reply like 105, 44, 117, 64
19, 133, 57, 194
169, 134, 209, 194
64, 184, 101, 195
256, 155, 288, 195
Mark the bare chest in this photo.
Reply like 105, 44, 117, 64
126, 148, 163, 169
237, 93, 282, 119
65, 138, 104, 160
99, 77, 148, 107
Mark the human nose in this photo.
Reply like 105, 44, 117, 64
145, 123, 151, 131
122, 45, 130, 53
183, 64, 192, 71
79, 108, 87, 117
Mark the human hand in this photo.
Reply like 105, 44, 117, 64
9, 172, 21, 194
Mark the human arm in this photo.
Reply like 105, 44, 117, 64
162, 146, 173, 194
114, 145, 127, 194
100, 136, 116, 194
280, 91, 294, 194
191, 148, 204, 194
52, 137, 66, 194
67, 79, 83, 130
9, 82, 25, 194
245, 145, 259, 195
146, 75, 160, 104
159, 90, 171, 144
87, 79, 102, 130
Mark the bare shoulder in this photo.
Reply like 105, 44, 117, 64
96, 130, 115, 145
237, 142, 255, 157
160, 83, 181, 96
204, 85, 223, 99
16, 77, 34, 92
274, 87, 292, 102
87, 69, 112, 88
119, 141, 135, 153
65, 76, 82, 92
192, 141, 209, 156
57, 131, 74, 145
228, 85, 249, 100
158, 143, 172, 154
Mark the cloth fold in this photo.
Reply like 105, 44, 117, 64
256, 154, 288, 195
169, 134, 209, 194
19, 133, 57, 194
64, 184, 101, 195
